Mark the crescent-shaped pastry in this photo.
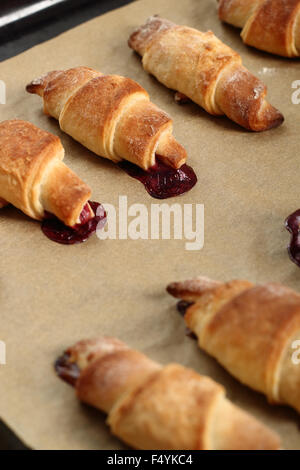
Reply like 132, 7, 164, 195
26, 66, 187, 170
0, 119, 93, 227
55, 336, 281, 450
219, 0, 300, 57
129, 16, 284, 131
167, 276, 300, 414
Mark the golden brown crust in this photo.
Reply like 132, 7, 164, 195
167, 276, 222, 301
216, 64, 284, 131
0, 119, 91, 226
0, 119, 62, 220
168, 276, 300, 414
129, 16, 284, 131
243, 0, 300, 57
26, 70, 63, 97
60, 75, 148, 163
204, 283, 300, 400
142, 23, 241, 116
67, 337, 129, 369
108, 364, 224, 450
113, 99, 177, 168
0, 197, 8, 208
156, 133, 188, 168
278, 333, 300, 412
44, 67, 102, 119
219, 0, 300, 57
128, 15, 175, 56
57, 336, 281, 450
27, 66, 187, 170
212, 397, 280, 450
185, 280, 253, 336
41, 159, 92, 227
77, 349, 160, 415
218, 0, 262, 28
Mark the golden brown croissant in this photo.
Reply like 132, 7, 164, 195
0, 119, 93, 227
167, 276, 300, 414
55, 336, 281, 450
26, 66, 187, 170
128, 16, 284, 131
219, 0, 300, 57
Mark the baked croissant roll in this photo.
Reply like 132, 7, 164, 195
26, 66, 187, 170
128, 16, 284, 131
167, 277, 300, 414
219, 0, 300, 57
0, 119, 93, 227
0, 197, 8, 209
55, 336, 281, 450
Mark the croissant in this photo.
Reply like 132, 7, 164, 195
167, 276, 300, 414
0, 119, 93, 227
219, 0, 300, 57
55, 336, 281, 450
26, 66, 187, 170
128, 16, 284, 131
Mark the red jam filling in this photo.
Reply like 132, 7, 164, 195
174, 91, 191, 104
55, 353, 80, 387
285, 209, 300, 267
176, 300, 197, 340
42, 201, 107, 245
78, 202, 93, 225
118, 156, 197, 199
176, 300, 195, 317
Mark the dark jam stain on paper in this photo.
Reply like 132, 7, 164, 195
285, 209, 300, 267
118, 156, 197, 199
176, 300, 197, 340
42, 201, 107, 245
55, 353, 80, 387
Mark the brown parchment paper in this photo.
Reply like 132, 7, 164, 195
0, 0, 300, 450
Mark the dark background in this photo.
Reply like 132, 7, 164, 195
0, 0, 134, 450
0, 0, 134, 61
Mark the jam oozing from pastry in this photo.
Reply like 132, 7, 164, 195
285, 209, 300, 267
185, 328, 197, 340
176, 300, 195, 316
118, 156, 197, 199
176, 300, 197, 340
174, 91, 191, 104
78, 202, 93, 225
55, 353, 80, 387
42, 201, 107, 245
